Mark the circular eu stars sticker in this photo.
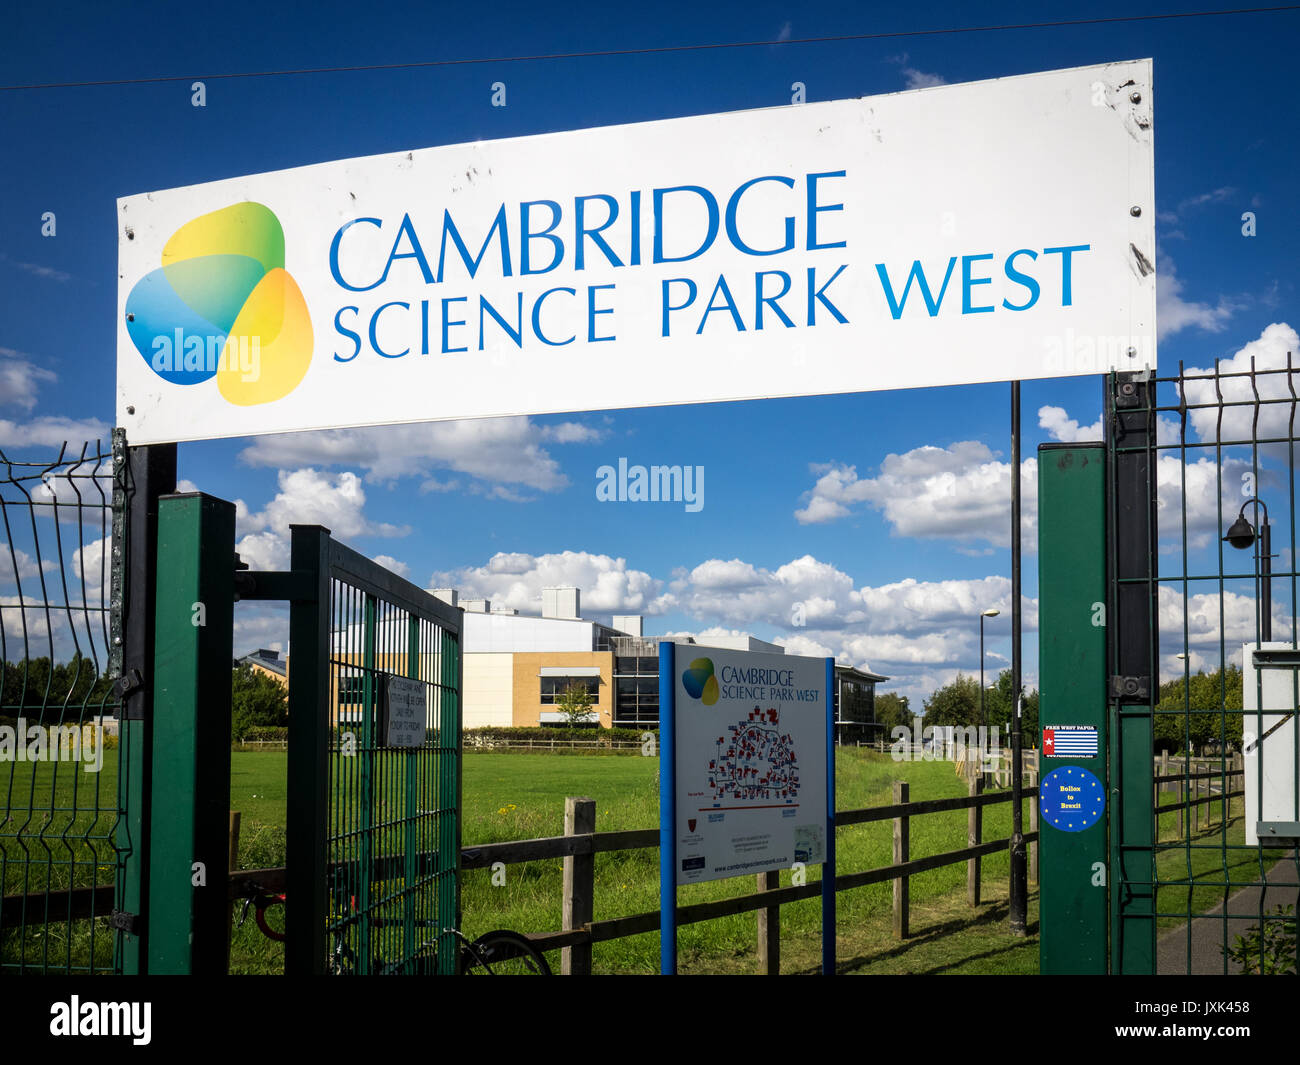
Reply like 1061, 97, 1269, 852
1040, 766, 1105, 832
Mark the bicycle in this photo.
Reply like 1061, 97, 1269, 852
239, 884, 551, 975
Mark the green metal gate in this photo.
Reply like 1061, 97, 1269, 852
268, 526, 463, 975
1041, 366, 1300, 975
3, 436, 461, 975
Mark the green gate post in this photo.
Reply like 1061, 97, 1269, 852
147, 493, 235, 974
114, 439, 176, 975
1038, 443, 1108, 973
286, 525, 330, 975
1106, 373, 1157, 974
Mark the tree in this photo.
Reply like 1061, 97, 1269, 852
874, 691, 911, 732
922, 673, 980, 727
231, 663, 288, 741
556, 681, 595, 728
983, 669, 1040, 747
1155, 665, 1243, 754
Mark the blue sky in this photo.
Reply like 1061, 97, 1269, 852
2, 1, 1297, 706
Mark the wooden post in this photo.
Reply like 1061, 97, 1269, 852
1176, 761, 1184, 839
892, 781, 909, 939
967, 774, 983, 906
562, 796, 595, 976
1028, 770, 1039, 884
756, 870, 779, 975
1159, 749, 1168, 840
226, 811, 241, 973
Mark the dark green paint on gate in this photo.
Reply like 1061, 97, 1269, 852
1038, 442, 1108, 974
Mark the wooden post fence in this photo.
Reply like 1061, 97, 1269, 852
893, 780, 909, 939
562, 797, 595, 975
756, 870, 780, 975
967, 774, 982, 906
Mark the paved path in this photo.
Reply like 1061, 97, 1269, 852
1157, 850, 1299, 974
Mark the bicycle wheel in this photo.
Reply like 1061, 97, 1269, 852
459, 930, 551, 975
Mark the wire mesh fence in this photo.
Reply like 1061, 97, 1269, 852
0, 438, 125, 974
1145, 353, 1300, 974
325, 561, 461, 975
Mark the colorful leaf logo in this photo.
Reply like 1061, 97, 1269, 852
125, 202, 312, 405
681, 657, 719, 705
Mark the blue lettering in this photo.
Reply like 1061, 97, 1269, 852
531, 287, 576, 346
807, 171, 847, 251
653, 186, 719, 264
1002, 249, 1040, 311
438, 205, 513, 282
1042, 244, 1090, 306
520, 200, 564, 275
385, 214, 435, 285
875, 258, 957, 319
808, 264, 849, 325
442, 296, 468, 353
697, 275, 745, 333
575, 195, 623, 270
587, 284, 616, 342
333, 306, 361, 362
329, 218, 383, 292
479, 293, 524, 349
725, 176, 795, 256
662, 278, 697, 336
369, 302, 409, 358
962, 253, 995, 314
755, 271, 794, 329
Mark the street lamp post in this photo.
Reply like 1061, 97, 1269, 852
1224, 497, 1272, 641
979, 609, 1000, 730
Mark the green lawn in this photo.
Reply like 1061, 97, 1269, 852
225, 747, 1037, 974
6, 746, 1041, 974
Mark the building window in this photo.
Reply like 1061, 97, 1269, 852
540, 676, 600, 704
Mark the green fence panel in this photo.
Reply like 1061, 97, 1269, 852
0, 440, 126, 974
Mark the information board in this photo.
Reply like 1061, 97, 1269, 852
670, 646, 829, 885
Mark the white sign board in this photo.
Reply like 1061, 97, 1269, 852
116, 60, 1155, 445
383, 675, 427, 748
673, 646, 828, 885
1242, 644, 1300, 845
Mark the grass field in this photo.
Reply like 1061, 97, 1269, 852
7, 746, 1044, 974
224, 747, 1040, 974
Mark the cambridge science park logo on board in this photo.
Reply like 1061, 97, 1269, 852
125, 202, 312, 405
681, 657, 719, 705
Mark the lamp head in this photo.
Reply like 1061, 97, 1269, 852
1223, 515, 1256, 551
981, 609, 1000, 618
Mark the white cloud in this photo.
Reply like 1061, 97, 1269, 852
1179, 322, 1300, 445
1038, 405, 1101, 442
794, 443, 1037, 549
0, 416, 111, 450
239, 416, 602, 493
430, 550, 670, 615
1, 543, 55, 584
902, 67, 946, 89
235, 469, 409, 573
1157, 257, 1239, 339
370, 554, 410, 579
0, 357, 56, 411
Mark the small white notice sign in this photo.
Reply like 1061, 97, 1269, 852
384, 676, 427, 748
